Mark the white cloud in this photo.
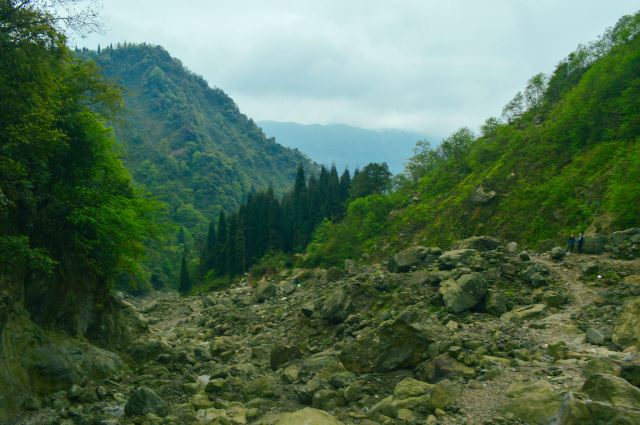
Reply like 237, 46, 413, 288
78, 0, 639, 136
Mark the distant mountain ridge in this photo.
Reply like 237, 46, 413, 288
258, 121, 436, 174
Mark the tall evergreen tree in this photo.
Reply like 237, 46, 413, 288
215, 211, 228, 276
292, 164, 308, 251
200, 220, 216, 275
179, 254, 191, 294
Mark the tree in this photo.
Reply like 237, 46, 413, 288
524, 73, 548, 110
481, 117, 501, 138
200, 220, 216, 275
179, 254, 191, 294
502, 91, 525, 123
350, 162, 392, 199
214, 211, 228, 276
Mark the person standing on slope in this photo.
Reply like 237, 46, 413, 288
577, 233, 584, 254
568, 234, 576, 253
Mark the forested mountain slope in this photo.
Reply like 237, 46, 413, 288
307, 12, 640, 266
78, 44, 313, 239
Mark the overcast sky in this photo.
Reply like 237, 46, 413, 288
77, 1, 639, 137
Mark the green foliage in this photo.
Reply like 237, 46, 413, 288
197, 163, 357, 283
306, 12, 640, 265
349, 162, 392, 198
0, 2, 161, 326
74, 43, 313, 286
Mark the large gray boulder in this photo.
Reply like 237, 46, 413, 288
582, 234, 608, 254
499, 380, 563, 425
451, 236, 501, 252
388, 246, 441, 273
582, 373, 640, 410
255, 280, 277, 303
340, 318, 448, 373
555, 392, 640, 425
319, 287, 353, 324
274, 408, 344, 425
521, 263, 551, 287
270, 344, 302, 370
438, 249, 478, 270
124, 387, 169, 417
612, 297, 640, 349
439, 272, 488, 314
611, 228, 640, 245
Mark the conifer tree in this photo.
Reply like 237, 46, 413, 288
179, 254, 191, 294
215, 211, 228, 276
200, 220, 216, 275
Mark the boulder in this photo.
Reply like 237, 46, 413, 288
242, 376, 279, 400
499, 380, 563, 425
550, 247, 566, 261
581, 358, 621, 379
255, 280, 277, 303
340, 318, 448, 373
274, 407, 344, 425
611, 228, 640, 245
582, 234, 608, 254
521, 264, 551, 287
430, 379, 463, 410
621, 362, 640, 387
585, 328, 606, 346
270, 344, 301, 370
555, 392, 640, 425
416, 353, 476, 382
582, 373, 640, 410
438, 249, 477, 270
439, 272, 488, 314
451, 236, 501, 252
311, 389, 338, 411
124, 387, 169, 417
319, 288, 353, 324
388, 246, 440, 273
501, 304, 547, 323
469, 185, 496, 204
613, 298, 640, 349
484, 290, 508, 316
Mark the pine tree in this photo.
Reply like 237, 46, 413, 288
200, 220, 216, 275
292, 164, 308, 251
215, 211, 228, 276
179, 254, 191, 294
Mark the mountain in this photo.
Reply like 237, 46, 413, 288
78, 44, 313, 240
258, 121, 433, 174
306, 11, 640, 266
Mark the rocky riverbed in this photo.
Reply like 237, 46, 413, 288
5, 233, 640, 425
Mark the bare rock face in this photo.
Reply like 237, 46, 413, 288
613, 297, 640, 349
470, 185, 496, 204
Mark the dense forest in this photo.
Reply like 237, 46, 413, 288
303, 11, 640, 267
186, 162, 392, 292
75, 43, 315, 289
0, 1, 158, 333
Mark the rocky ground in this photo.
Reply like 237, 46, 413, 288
7, 231, 640, 425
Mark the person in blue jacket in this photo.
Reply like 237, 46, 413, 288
568, 234, 576, 253
577, 233, 584, 254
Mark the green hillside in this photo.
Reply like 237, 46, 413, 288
306, 12, 640, 267
78, 44, 313, 240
